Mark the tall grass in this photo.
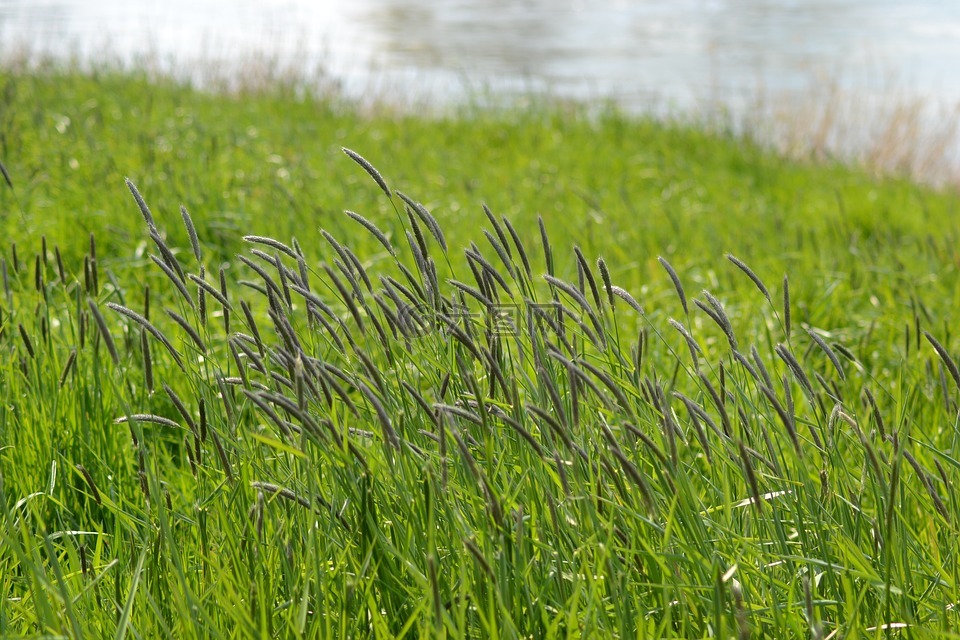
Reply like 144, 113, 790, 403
0, 153, 957, 636
0, 66, 960, 637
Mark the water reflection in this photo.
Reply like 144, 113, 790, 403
354, 0, 959, 107
1, 0, 959, 148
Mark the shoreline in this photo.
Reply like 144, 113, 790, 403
3, 47, 959, 189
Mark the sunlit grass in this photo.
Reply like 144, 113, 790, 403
0, 64, 959, 637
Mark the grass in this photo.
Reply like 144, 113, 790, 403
749, 78, 960, 189
1, 63, 960, 637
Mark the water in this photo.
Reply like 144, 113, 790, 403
2, 0, 960, 179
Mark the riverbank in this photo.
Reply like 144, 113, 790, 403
2, 65, 960, 636
2, 62, 956, 264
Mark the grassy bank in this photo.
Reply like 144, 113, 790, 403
1, 66, 960, 637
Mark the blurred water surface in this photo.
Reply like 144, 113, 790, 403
3, 1, 959, 106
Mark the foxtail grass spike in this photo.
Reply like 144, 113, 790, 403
0, 158, 12, 189
75, 464, 102, 506
180, 205, 202, 262
924, 331, 960, 393
18, 324, 33, 359
775, 343, 813, 397
125, 178, 156, 228
807, 328, 845, 380
59, 348, 77, 388
670, 318, 701, 368
149, 228, 186, 284
188, 273, 231, 310
165, 309, 206, 353
150, 254, 194, 309
862, 387, 886, 439
31, 255, 41, 293
115, 414, 181, 429
140, 328, 153, 392
397, 191, 447, 252
737, 440, 763, 515
783, 274, 791, 337
538, 215, 554, 276
55, 246, 65, 284
243, 235, 297, 259
502, 216, 531, 278
658, 256, 687, 315
726, 253, 770, 302
344, 210, 395, 257
597, 257, 614, 308
87, 299, 120, 365
482, 229, 515, 278
342, 148, 391, 197
106, 302, 184, 370
574, 247, 602, 312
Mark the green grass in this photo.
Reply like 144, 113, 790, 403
1, 63, 960, 637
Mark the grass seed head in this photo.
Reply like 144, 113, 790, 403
658, 256, 687, 315
342, 147, 392, 198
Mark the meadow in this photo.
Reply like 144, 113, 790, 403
1, 62, 960, 637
